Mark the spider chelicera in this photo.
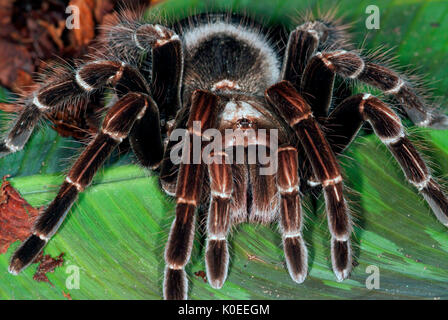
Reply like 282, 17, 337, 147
1, 9, 447, 300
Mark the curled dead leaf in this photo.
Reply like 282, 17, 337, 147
68, 0, 95, 47
0, 176, 39, 254
33, 253, 65, 286
62, 290, 72, 300
0, 102, 23, 113
194, 270, 207, 283
0, 40, 33, 90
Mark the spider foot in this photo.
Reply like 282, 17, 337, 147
420, 178, 448, 226
283, 236, 308, 284
205, 239, 229, 289
164, 267, 188, 300
331, 238, 352, 282
424, 112, 448, 130
9, 234, 46, 275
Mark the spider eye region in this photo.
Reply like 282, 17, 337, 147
236, 117, 253, 129
211, 79, 241, 92
220, 100, 262, 129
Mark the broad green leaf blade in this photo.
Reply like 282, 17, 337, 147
0, 144, 447, 300
1, 0, 448, 299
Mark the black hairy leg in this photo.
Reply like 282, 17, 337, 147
276, 146, 308, 282
163, 90, 222, 300
311, 50, 448, 129
205, 151, 233, 289
281, 15, 349, 117
0, 59, 150, 158
280, 16, 349, 191
326, 93, 448, 226
0, 21, 183, 167
266, 81, 352, 280
9, 93, 152, 274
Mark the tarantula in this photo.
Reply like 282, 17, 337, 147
1, 9, 448, 300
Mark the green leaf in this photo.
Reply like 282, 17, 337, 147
1, 0, 448, 299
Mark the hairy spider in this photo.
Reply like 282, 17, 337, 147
1, 9, 448, 300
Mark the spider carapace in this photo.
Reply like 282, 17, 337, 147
1, 10, 447, 300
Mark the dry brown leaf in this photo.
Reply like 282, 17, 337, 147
94, 0, 117, 23
62, 290, 73, 300
0, 176, 39, 254
0, 102, 22, 113
38, 19, 66, 50
194, 270, 207, 283
69, 0, 96, 47
33, 253, 65, 285
0, 40, 33, 90
12, 69, 37, 94
0, 177, 65, 285
0, 0, 14, 37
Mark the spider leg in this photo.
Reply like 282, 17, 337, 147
164, 90, 221, 300
324, 97, 369, 156
248, 162, 278, 223
266, 80, 353, 281
105, 22, 184, 168
300, 53, 335, 119
298, 92, 363, 190
9, 92, 150, 274
128, 98, 164, 169
282, 20, 348, 193
150, 31, 183, 120
1, 21, 181, 162
0, 103, 41, 157
310, 50, 448, 129
159, 106, 190, 195
104, 20, 183, 119
0, 60, 149, 158
281, 25, 320, 90
277, 146, 308, 283
327, 94, 448, 226
299, 57, 354, 190
205, 151, 233, 289
297, 57, 336, 193
282, 18, 347, 94
229, 163, 249, 224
